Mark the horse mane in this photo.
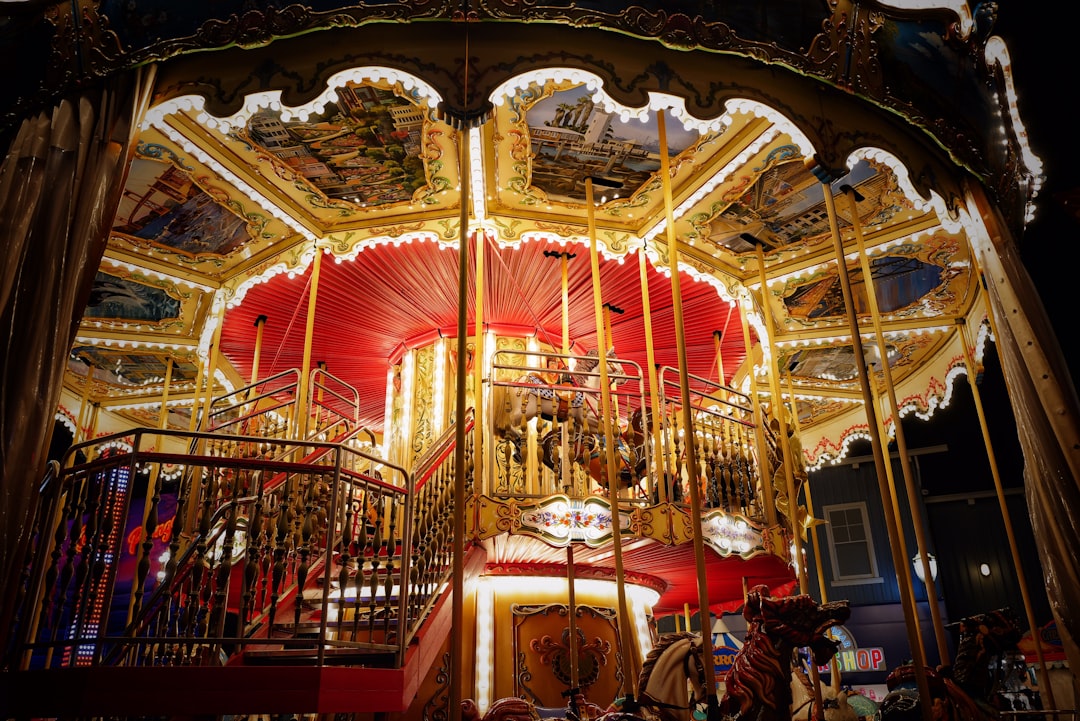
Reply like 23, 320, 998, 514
637, 631, 702, 721
721, 623, 786, 718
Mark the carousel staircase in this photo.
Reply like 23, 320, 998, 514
1, 371, 478, 718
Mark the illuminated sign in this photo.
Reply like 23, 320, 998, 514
815, 624, 887, 673
819, 647, 887, 673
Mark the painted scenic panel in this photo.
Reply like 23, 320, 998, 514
84, 272, 181, 324
696, 159, 901, 253
242, 84, 429, 207
114, 159, 253, 256
525, 86, 698, 203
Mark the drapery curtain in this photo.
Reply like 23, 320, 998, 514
0, 66, 156, 652
967, 183, 1080, 680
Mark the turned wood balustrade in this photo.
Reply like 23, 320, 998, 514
5, 370, 473, 673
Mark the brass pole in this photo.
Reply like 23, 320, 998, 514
188, 356, 205, 433
603, 302, 623, 422
752, 243, 809, 593
956, 319, 1056, 709
814, 164, 933, 721
76, 358, 94, 444
295, 248, 323, 441
713, 331, 726, 387
739, 303, 779, 527
752, 242, 824, 718
840, 185, 950, 665
585, 176, 636, 700
656, 110, 718, 712
637, 246, 665, 503
250, 314, 267, 387
473, 227, 485, 485
451, 122, 471, 721
198, 300, 227, 433
567, 544, 580, 692
555, 248, 581, 693
784, 370, 828, 603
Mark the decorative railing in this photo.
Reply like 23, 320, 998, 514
486, 350, 765, 522
7, 409, 473, 672
656, 366, 761, 521
488, 349, 648, 500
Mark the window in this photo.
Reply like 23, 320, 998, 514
823, 502, 882, 585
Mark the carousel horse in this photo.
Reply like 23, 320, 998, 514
719, 586, 851, 721
493, 349, 630, 483
632, 586, 851, 721
879, 608, 1026, 721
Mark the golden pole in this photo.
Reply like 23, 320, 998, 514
188, 356, 205, 433
713, 331, 726, 387
473, 227, 485, 485
585, 176, 636, 701
813, 163, 933, 721
295, 248, 323, 441
956, 319, 1056, 709
751, 243, 808, 592
637, 245, 665, 503
840, 185, 950, 665
451, 119, 472, 721
603, 302, 623, 422
76, 358, 94, 444
739, 304, 779, 527
656, 110, 717, 712
784, 370, 828, 603
198, 300, 227, 433
751, 242, 824, 717
250, 314, 267, 388
550, 248, 582, 700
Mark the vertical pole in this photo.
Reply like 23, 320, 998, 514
840, 185, 950, 665
296, 248, 323, 441
585, 176, 636, 701
956, 319, 1057, 709
473, 227, 485, 486
637, 246, 665, 502
250, 314, 268, 388
561, 251, 572, 493
739, 306, 778, 527
76, 358, 94, 444
656, 110, 717, 715
713, 331, 726, 387
752, 243, 824, 717
784, 370, 828, 604
752, 243, 810, 594
451, 120, 471, 721
812, 163, 933, 721
188, 356, 205, 433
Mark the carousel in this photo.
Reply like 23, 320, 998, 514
0, 3, 1077, 721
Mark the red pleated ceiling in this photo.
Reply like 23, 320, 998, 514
220, 237, 750, 430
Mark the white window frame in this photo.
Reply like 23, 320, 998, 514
823, 501, 883, 586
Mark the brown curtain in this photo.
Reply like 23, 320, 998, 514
0, 66, 156, 649
968, 183, 1080, 678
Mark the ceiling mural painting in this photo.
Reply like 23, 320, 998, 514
523, 85, 699, 204
776, 230, 972, 329
84, 271, 184, 328
240, 83, 438, 210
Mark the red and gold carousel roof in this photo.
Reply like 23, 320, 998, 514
64, 61, 1009, 467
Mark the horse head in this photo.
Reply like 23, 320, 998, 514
720, 586, 850, 721
948, 607, 1023, 703
636, 631, 707, 721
